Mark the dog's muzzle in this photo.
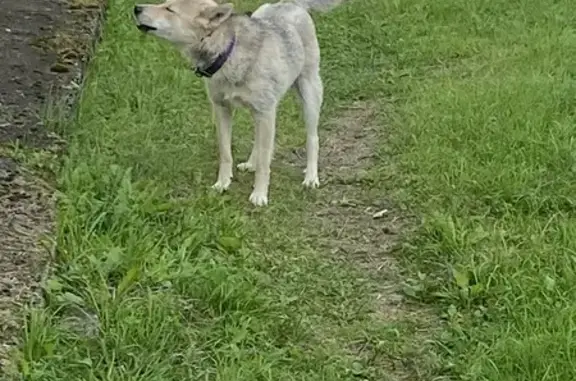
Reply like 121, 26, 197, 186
137, 24, 157, 32
134, 6, 157, 32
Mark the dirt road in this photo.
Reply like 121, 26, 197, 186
0, 0, 102, 371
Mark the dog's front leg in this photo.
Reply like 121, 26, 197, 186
249, 108, 276, 206
211, 103, 234, 192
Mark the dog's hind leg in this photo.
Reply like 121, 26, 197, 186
212, 103, 234, 192
295, 70, 323, 188
237, 143, 257, 172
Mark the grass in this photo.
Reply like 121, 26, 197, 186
384, 0, 576, 379
9, 0, 576, 380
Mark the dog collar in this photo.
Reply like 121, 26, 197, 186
194, 35, 236, 78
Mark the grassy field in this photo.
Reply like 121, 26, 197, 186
10, 0, 576, 380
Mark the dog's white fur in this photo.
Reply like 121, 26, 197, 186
134, 0, 344, 206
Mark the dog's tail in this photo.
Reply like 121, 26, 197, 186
289, 0, 344, 12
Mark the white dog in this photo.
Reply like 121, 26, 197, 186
134, 0, 344, 206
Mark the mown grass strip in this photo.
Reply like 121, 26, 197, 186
14, 0, 576, 380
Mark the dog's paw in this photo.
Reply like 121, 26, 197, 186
249, 191, 268, 206
237, 161, 255, 172
212, 178, 231, 193
302, 174, 320, 188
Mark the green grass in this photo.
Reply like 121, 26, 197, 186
11, 0, 576, 380
383, 0, 576, 379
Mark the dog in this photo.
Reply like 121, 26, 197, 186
133, 0, 344, 206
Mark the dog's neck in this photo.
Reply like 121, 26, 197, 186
194, 35, 235, 77
183, 15, 244, 77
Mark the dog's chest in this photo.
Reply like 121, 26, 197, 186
210, 81, 253, 108
222, 90, 251, 107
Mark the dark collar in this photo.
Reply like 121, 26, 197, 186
194, 35, 236, 78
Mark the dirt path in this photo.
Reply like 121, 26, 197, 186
288, 101, 436, 380
0, 0, 102, 370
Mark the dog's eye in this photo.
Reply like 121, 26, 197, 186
166, 7, 175, 13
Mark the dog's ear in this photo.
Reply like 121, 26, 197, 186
200, 3, 234, 29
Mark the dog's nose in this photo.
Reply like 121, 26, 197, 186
134, 5, 143, 16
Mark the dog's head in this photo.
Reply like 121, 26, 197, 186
133, 0, 234, 45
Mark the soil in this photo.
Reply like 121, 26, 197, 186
0, 0, 103, 371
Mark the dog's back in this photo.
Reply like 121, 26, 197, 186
238, 0, 344, 89
251, 0, 342, 27
249, 0, 334, 76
